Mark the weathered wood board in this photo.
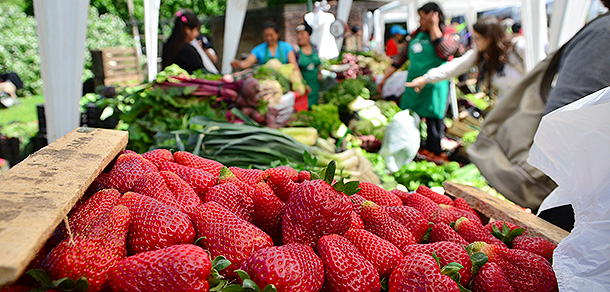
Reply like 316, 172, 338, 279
443, 181, 570, 245
0, 128, 128, 287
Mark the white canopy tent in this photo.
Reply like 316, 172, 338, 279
33, 0, 598, 143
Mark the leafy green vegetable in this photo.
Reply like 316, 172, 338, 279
393, 161, 461, 191
288, 103, 342, 139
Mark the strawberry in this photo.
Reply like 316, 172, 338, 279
453, 197, 481, 222
51, 188, 121, 245
42, 205, 130, 292
173, 151, 224, 177
204, 182, 254, 222
360, 201, 416, 250
108, 244, 212, 292
239, 243, 324, 292
191, 201, 273, 278
454, 217, 506, 246
511, 235, 556, 261
389, 253, 460, 292
390, 188, 411, 204
472, 262, 515, 292
0, 285, 32, 292
402, 241, 472, 287
484, 220, 526, 235
141, 148, 173, 167
416, 185, 454, 205
429, 204, 481, 225
317, 234, 381, 292
276, 165, 299, 181
157, 160, 216, 199
384, 205, 430, 243
217, 166, 255, 199
429, 222, 469, 246
120, 150, 137, 155
404, 192, 442, 219
263, 167, 301, 202
469, 242, 559, 292
119, 192, 195, 254
131, 171, 201, 216
86, 172, 112, 195
356, 182, 402, 206
251, 182, 285, 245
297, 170, 311, 182
349, 211, 365, 230
344, 228, 403, 279
229, 166, 264, 186
282, 179, 353, 248
106, 153, 158, 193
349, 194, 368, 215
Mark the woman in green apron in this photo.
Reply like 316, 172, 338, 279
377, 2, 458, 155
295, 22, 322, 108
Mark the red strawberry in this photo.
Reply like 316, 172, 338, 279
204, 183, 254, 222
131, 171, 201, 216
251, 182, 285, 245
404, 192, 442, 219
51, 188, 121, 245
141, 149, 173, 167
384, 205, 430, 243
229, 166, 264, 186
349, 211, 365, 230
389, 253, 460, 292
484, 220, 526, 235
109, 244, 212, 292
297, 170, 311, 182
349, 194, 368, 215
390, 188, 411, 204
453, 197, 481, 222
191, 201, 273, 278
157, 160, 216, 198
106, 153, 158, 193
239, 243, 324, 292
276, 165, 299, 181
356, 182, 402, 206
429, 204, 481, 225
217, 166, 255, 199
42, 205, 130, 292
454, 217, 506, 246
263, 167, 301, 202
173, 151, 224, 177
511, 235, 556, 261
429, 222, 469, 246
119, 192, 195, 254
360, 201, 416, 250
317, 234, 381, 292
402, 241, 472, 286
472, 262, 515, 292
470, 242, 558, 292
344, 229, 403, 279
416, 185, 454, 205
120, 150, 137, 155
87, 172, 112, 195
282, 179, 352, 248
0, 285, 32, 292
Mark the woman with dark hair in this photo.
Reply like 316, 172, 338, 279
377, 2, 459, 156
406, 16, 526, 101
231, 21, 299, 71
161, 9, 209, 74
295, 22, 321, 107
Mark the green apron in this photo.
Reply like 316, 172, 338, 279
400, 32, 449, 119
263, 43, 286, 64
298, 46, 321, 107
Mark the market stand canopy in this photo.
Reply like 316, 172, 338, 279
33, 0, 596, 143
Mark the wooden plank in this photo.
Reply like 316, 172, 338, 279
101, 47, 138, 57
443, 182, 570, 245
0, 128, 128, 287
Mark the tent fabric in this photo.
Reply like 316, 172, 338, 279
34, 0, 90, 143
144, 0, 160, 82
221, 0, 248, 74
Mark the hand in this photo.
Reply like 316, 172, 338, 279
230, 59, 240, 69
429, 11, 439, 30
405, 76, 427, 93
377, 81, 385, 94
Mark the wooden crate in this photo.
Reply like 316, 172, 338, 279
91, 47, 143, 88
0, 128, 128, 287
443, 181, 569, 245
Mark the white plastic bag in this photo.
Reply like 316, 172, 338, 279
376, 71, 408, 99
528, 86, 610, 292
379, 110, 420, 173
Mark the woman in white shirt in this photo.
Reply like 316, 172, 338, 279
407, 16, 526, 100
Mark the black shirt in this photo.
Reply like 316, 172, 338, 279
165, 43, 208, 74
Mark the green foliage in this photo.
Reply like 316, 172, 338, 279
393, 161, 461, 191
288, 103, 342, 139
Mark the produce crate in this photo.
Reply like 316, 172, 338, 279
0, 127, 128, 287
443, 181, 569, 245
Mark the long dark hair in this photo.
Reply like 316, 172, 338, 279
473, 16, 514, 91
162, 9, 201, 69
418, 2, 446, 31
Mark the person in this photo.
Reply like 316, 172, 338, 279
385, 25, 407, 57
161, 9, 209, 74
377, 2, 459, 156
343, 25, 363, 52
295, 22, 322, 108
406, 16, 526, 101
231, 21, 300, 71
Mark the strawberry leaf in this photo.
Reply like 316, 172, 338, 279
332, 179, 345, 193
222, 284, 245, 292
380, 277, 389, 290
422, 222, 434, 242
501, 222, 510, 236
506, 228, 526, 244
260, 284, 278, 292
469, 252, 488, 277
242, 279, 259, 291
212, 256, 231, 271
343, 181, 361, 196
74, 277, 88, 292
440, 262, 464, 280
53, 277, 76, 291
323, 160, 336, 185
26, 269, 52, 288
235, 270, 251, 281
491, 224, 503, 240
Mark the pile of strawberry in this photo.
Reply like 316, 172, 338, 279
3, 149, 560, 292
